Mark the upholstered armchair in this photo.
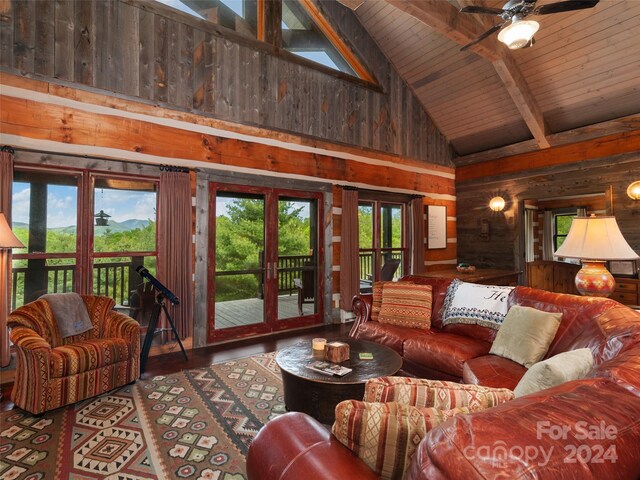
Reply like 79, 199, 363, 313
8, 295, 140, 415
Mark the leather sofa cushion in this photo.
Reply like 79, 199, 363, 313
353, 321, 432, 354
462, 355, 527, 390
403, 333, 491, 378
507, 286, 640, 363
50, 337, 131, 377
442, 323, 497, 343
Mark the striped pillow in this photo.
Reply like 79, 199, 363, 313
364, 376, 515, 410
378, 283, 432, 330
370, 281, 386, 322
332, 401, 473, 480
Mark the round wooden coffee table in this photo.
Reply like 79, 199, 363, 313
276, 338, 402, 424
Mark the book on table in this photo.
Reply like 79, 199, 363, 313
306, 361, 352, 377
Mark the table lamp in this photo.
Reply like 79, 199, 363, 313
1, 212, 24, 367
554, 215, 639, 297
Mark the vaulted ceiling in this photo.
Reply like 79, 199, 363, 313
340, 0, 640, 164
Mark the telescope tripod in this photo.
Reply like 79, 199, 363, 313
140, 292, 188, 374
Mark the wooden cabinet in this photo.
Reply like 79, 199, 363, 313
414, 269, 520, 286
526, 261, 580, 295
611, 277, 640, 306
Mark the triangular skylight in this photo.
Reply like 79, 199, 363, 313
282, 0, 370, 79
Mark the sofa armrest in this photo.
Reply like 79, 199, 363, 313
247, 412, 377, 480
104, 311, 140, 343
10, 326, 52, 356
349, 294, 373, 337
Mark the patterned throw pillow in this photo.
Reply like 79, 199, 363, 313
364, 376, 515, 410
370, 281, 386, 322
378, 283, 432, 330
332, 400, 473, 480
441, 279, 514, 330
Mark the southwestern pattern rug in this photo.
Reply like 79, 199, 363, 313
0, 352, 285, 480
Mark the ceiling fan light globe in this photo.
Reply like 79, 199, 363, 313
498, 20, 539, 49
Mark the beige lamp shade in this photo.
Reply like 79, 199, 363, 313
554, 215, 638, 261
0, 213, 24, 248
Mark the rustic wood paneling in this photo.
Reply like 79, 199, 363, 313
1, 0, 453, 167
457, 131, 640, 182
0, 94, 455, 196
456, 154, 640, 274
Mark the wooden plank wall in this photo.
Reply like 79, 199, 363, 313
0, 0, 453, 167
456, 153, 640, 273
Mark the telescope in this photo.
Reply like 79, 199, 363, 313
135, 265, 180, 305
136, 265, 188, 373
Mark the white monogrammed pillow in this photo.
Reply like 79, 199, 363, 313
440, 279, 514, 330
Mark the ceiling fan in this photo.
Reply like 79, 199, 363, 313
459, 0, 599, 51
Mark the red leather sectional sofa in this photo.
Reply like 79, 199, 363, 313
248, 277, 640, 479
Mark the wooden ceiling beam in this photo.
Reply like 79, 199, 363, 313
457, 129, 640, 182
379, 0, 550, 149
456, 113, 640, 165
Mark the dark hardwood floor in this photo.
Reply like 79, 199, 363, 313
0, 322, 352, 412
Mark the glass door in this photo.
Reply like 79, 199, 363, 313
212, 188, 268, 337
208, 184, 322, 342
276, 193, 321, 322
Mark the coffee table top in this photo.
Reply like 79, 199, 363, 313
276, 338, 402, 385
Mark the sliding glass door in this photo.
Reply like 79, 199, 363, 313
208, 184, 323, 342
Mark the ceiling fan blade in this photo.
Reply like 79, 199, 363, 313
459, 5, 505, 16
460, 23, 504, 51
535, 0, 599, 15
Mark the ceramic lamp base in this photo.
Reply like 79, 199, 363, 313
575, 261, 616, 297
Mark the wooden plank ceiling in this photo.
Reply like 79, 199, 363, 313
347, 0, 640, 162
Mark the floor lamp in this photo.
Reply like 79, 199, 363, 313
554, 215, 639, 297
1, 213, 24, 367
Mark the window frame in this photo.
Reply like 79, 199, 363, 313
553, 212, 575, 252
11, 164, 159, 308
149, 0, 378, 88
357, 193, 409, 288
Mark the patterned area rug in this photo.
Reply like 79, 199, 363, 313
0, 352, 285, 479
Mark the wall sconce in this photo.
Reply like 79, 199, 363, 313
489, 196, 505, 212
627, 181, 640, 200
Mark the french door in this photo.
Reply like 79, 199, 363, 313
207, 183, 323, 342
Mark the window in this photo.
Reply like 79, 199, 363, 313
11, 170, 81, 307
553, 214, 574, 251
156, 0, 258, 38
154, 0, 374, 81
91, 177, 158, 311
11, 169, 158, 316
282, 0, 357, 76
358, 199, 406, 292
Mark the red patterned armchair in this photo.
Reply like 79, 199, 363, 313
8, 295, 140, 415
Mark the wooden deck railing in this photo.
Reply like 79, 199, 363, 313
11, 258, 145, 310
358, 250, 404, 281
